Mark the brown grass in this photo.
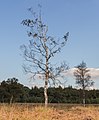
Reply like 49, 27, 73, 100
0, 104, 99, 120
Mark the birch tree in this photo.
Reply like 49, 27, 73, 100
21, 9, 69, 106
74, 61, 94, 106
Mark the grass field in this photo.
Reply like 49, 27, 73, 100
0, 104, 99, 120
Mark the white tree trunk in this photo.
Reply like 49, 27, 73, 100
44, 80, 48, 107
44, 45, 48, 107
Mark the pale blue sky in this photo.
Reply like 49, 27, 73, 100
0, 0, 99, 88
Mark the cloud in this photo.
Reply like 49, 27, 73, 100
66, 68, 99, 80
89, 68, 99, 79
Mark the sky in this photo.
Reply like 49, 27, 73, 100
0, 0, 99, 88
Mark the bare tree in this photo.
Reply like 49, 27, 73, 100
21, 8, 69, 106
74, 61, 94, 106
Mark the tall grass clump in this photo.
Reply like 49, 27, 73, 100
0, 104, 63, 120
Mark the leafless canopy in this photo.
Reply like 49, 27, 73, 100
74, 61, 94, 89
21, 8, 69, 86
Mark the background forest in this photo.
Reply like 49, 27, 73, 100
0, 78, 99, 104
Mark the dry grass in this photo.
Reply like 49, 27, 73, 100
0, 104, 99, 120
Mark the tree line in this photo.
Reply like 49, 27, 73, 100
0, 77, 99, 104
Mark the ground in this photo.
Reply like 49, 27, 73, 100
0, 104, 99, 120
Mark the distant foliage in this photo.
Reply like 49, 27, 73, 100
0, 78, 99, 104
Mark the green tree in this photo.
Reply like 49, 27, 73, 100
21, 8, 69, 106
0, 78, 26, 103
29, 86, 44, 103
74, 61, 94, 106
